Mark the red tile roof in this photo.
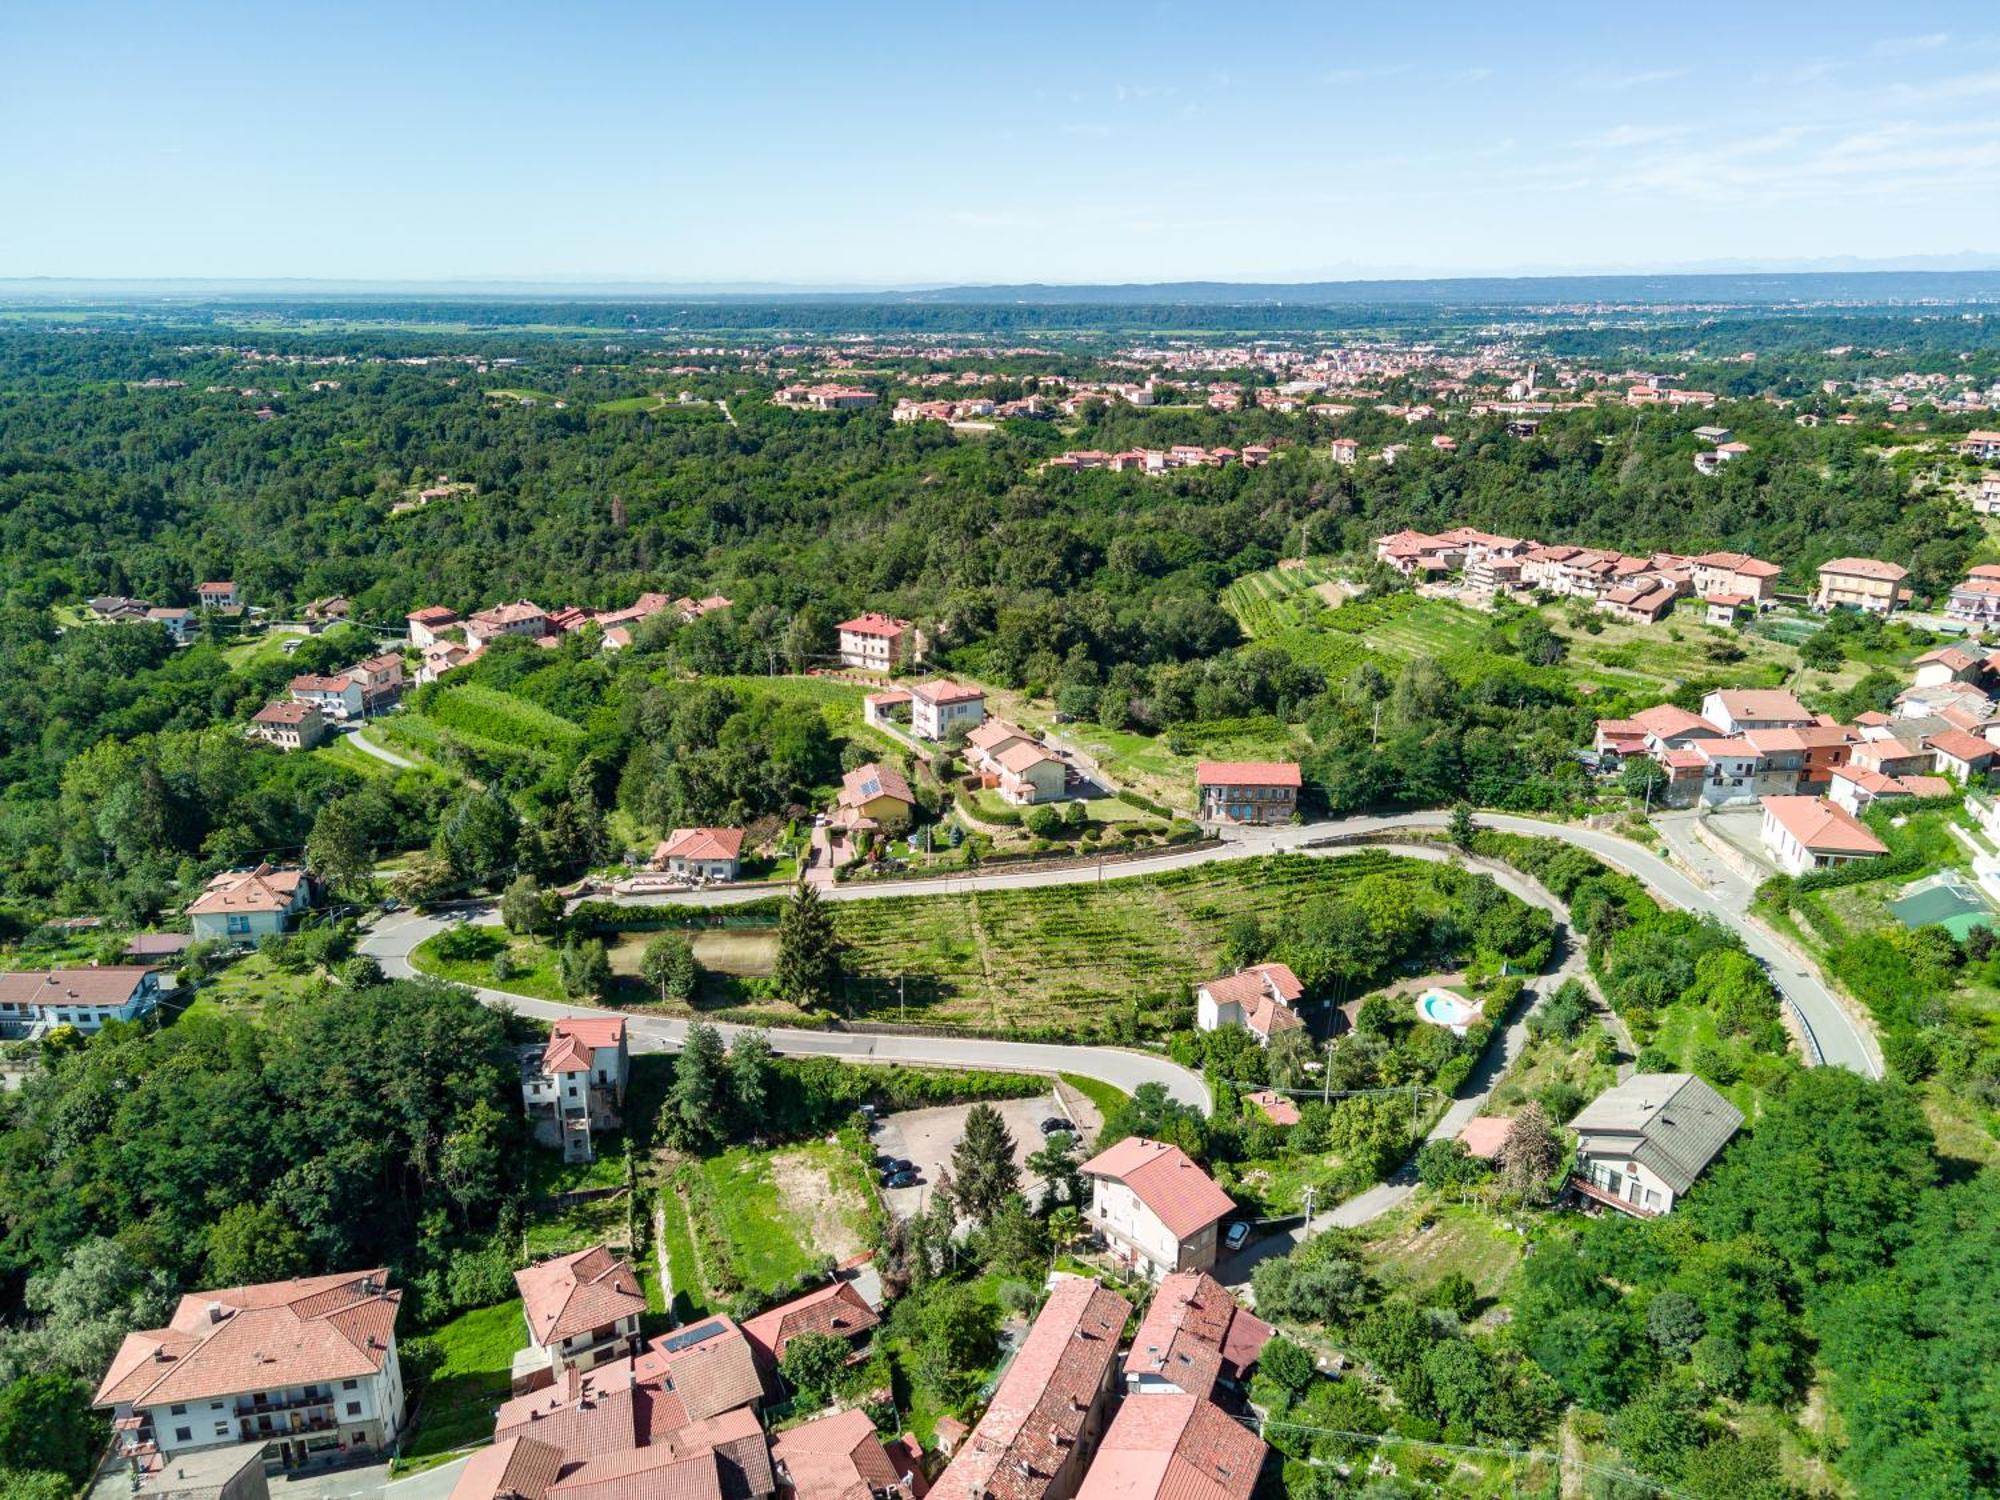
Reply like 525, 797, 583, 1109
185, 864, 308, 916
770, 1407, 903, 1500
1819, 557, 1908, 581
448, 1435, 567, 1500
1075, 1394, 1268, 1500
654, 828, 747, 863
0, 966, 158, 1011
1195, 761, 1301, 789
94, 1271, 399, 1410
1081, 1138, 1235, 1239
1759, 796, 1889, 856
631, 1318, 764, 1424
910, 678, 985, 706
516, 1247, 647, 1346
1244, 1090, 1300, 1127
1123, 1272, 1272, 1396
836, 612, 911, 639
1456, 1116, 1515, 1159
930, 1278, 1131, 1500
839, 762, 914, 809
740, 1281, 878, 1366
1927, 728, 1998, 764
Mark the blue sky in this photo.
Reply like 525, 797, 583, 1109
4, 2, 1999, 284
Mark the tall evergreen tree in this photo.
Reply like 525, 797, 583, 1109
950, 1104, 1020, 1227
774, 882, 846, 1007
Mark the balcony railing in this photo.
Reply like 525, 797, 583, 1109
235, 1392, 334, 1418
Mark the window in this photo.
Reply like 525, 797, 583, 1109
227, 914, 251, 935
214, 1424, 229, 1438
175, 1427, 192, 1443
170, 1404, 187, 1415
342, 1380, 358, 1391
346, 1402, 361, 1417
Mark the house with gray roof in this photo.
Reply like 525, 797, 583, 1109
1567, 1073, 1743, 1217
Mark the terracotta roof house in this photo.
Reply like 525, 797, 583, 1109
1081, 1138, 1236, 1279
1700, 689, 1812, 736
651, 828, 747, 882
1815, 558, 1908, 616
522, 1018, 629, 1164
185, 865, 314, 946
929, 1277, 1131, 1500
515, 1248, 647, 1380
907, 679, 987, 741
1926, 728, 1999, 784
0, 965, 164, 1036
1123, 1271, 1272, 1398
289, 672, 364, 722
1456, 1116, 1515, 1160
1244, 1089, 1300, 1127
248, 699, 326, 752
1195, 762, 1300, 826
769, 1406, 922, 1500
993, 739, 1066, 805
740, 1281, 880, 1380
448, 1435, 567, 1500
121, 931, 194, 963
1629, 703, 1723, 750
94, 1271, 405, 1469
631, 1318, 765, 1425
1195, 964, 1305, 1045
198, 581, 240, 608
1568, 1073, 1744, 1217
835, 763, 916, 834
1758, 795, 1889, 877
406, 606, 461, 647
836, 613, 916, 673
464, 600, 550, 648
544, 1408, 775, 1500
1074, 1394, 1268, 1500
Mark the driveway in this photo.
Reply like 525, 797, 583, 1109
381, 1456, 472, 1500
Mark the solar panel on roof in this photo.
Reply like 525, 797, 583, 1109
859, 778, 881, 798
659, 1319, 726, 1353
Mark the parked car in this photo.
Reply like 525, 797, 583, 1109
884, 1169, 920, 1189
1224, 1221, 1251, 1252
1040, 1117, 1072, 1136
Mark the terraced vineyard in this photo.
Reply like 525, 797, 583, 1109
829, 849, 1439, 1036
1222, 558, 1344, 636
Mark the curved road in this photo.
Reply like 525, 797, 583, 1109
576, 810, 1879, 1077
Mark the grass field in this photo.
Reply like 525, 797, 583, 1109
411, 930, 569, 1002
221, 632, 304, 671
810, 849, 1435, 1035
1361, 1202, 1527, 1317
688, 1140, 878, 1297
394, 1299, 523, 1471
1221, 558, 1346, 636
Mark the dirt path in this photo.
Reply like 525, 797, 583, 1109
770, 1146, 867, 1261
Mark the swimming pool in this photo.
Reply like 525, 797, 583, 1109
1415, 989, 1482, 1035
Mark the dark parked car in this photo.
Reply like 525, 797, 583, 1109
1040, 1118, 1072, 1136
884, 1169, 920, 1189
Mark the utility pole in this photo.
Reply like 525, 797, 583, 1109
1300, 1184, 1316, 1242
1323, 1036, 1336, 1105
899, 973, 906, 1024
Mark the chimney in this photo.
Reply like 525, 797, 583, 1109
207, 1301, 225, 1324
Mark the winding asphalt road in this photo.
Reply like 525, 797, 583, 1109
360, 808, 1879, 1136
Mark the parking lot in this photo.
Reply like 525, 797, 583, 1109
871, 1084, 1101, 1221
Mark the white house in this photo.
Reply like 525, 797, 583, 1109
405, 606, 460, 647
649, 827, 745, 882
907, 679, 985, 740
146, 606, 194, 644
248, 700, 326, 752
520, 1016, 628, 1163
1829, 765, 1953, 817
186, 865, 315, 945
94, 1270, 405, 1471
1758, 795, 1888, 876
513, 1247, 646, 1381
835, 612, 915, 673
0, 966, 163, 1036
197, 581, 240, 609
1693, 738, 1763, 806
463, 601, 548, 648
290, 673, 365, 722
1194, 963, 1304, 1044
1700, 689, 1812, 736
1568, 1073, 1743, 1217
1080, 1137, 1236, 1280
964, 718, 1034, 772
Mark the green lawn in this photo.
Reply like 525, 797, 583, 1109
1361, 1201, 1527, 1312
310, 734, 399, 778
1058, 1072, 1131, 1119
523, 1193, 630, 1259
222, 632, 305, 671
410, 930, 568, 1001
658, 1183, 713, 1324
394, 1300, 524, 1471
695, 1140, 877, 1294
174, 949, 323, 1019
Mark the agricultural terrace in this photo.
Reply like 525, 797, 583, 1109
821, 849, 1546, 1039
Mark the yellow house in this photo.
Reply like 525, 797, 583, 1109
1814, 557, 1906, 615
835, 762, 915, 833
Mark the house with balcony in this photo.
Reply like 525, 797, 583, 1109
0, 965, 164, 1037
463, 601, 549, 648
514, 1247, 647, 1386
94, 1270, 405, 1474
186, 866, 315, 946
1195, 761, 1300, 825
1687, 551, 1781, 605
343, 653, 406, 712
835, 613, 916, 673
406, 606, 461, 647
521, 1017, 628, 1163
1699, 689, 1813, 736
649, 828, 745, 882
1946, 570, 2000, 629
993, 740, 1066, 804
147, 607, 195, 644
907, 678, 985, 740
198, 581, 241, 610
1814, 557, 1907, 616
1567, 1073, 1743, 1218
290, 674, 365, 723
1081, 1137, 1236, 1280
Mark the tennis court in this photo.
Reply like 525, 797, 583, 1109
1888, 872, 1996, 939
